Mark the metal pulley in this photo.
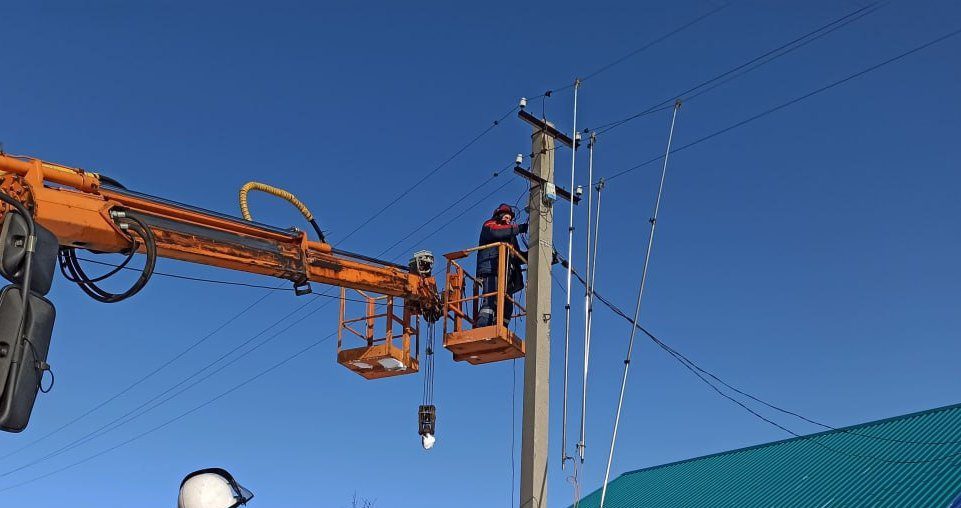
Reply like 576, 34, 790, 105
418, 404, 436, 450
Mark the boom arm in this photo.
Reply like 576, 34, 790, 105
0, 154, 441, 317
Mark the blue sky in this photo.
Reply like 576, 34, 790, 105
1, 1, 959, 506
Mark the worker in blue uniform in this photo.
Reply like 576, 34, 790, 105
476, 204, 527, 327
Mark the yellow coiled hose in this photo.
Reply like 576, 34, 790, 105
238, 181, 325, 242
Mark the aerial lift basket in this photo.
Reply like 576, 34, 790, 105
337, 288, 419, 379
442, 242, 525, 365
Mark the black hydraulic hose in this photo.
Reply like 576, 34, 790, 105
59, 247, 136, 284
0, 191, 36, 424
61, 224, 154, 302
59, 213, 157, 303
97, 175, 126, 190
308, 219, 326, 244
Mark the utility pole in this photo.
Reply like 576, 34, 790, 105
516, 107, 578, 508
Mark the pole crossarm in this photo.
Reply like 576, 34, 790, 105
512, 166, 581, 204
518, 110, 580, 149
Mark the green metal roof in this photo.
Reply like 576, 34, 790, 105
576, 403, 961, 508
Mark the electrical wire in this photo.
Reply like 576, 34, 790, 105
599, 102, 680, 508
604, 25, 961, 182
558, 260, 961, 457
590, 2, 884, 134
560, 80, 580, 470
677, 2, 885, 105
592, 283, 961, 447
72, 256, 293, 290
510, 358, 518, 508
540, 3, 729, 96
0, 294, 333, 478
22, 338, 55, 394
0, 289, 276, 461
9, 133, 506, 457
556, 254, 961, 468
576, 144, 602, 467
336, 105, 519, 246
386, 174, 521, 264
576, 134, 595, 462
4, 158, 522, 477
67, 256, 387, 304
375, 162, 514, 260
0, 73, 533, 485
0, 164, 528, 486
0, 332, 337, 493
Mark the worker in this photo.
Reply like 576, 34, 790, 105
178, 468, 254, 508
476, 204, 527, 327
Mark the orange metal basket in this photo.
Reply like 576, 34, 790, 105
337, 288, 420, 379
441, 242, 526, 365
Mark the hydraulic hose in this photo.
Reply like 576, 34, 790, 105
58, 212, 156, 303
238, 181, 325, 242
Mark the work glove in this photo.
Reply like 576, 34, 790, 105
518, 222, 529, 234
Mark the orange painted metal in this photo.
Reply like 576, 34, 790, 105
441, 242, 526, 365
445, 325, 525, 365
0, 154, 441, 318
338, 288, 420, 379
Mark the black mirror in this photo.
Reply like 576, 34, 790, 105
0, 284, 56, 432
0, 213, 59, 296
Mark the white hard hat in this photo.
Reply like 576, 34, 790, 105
178, 468, 253, 508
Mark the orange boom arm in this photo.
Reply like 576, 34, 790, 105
0, 154, 441, 317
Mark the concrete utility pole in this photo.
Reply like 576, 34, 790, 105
515, 107, 578, 508
520, 120, 555, 508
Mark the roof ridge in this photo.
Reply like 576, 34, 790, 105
619, 400, 961, 478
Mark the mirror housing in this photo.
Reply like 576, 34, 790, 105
0, 284, 56, 432
0, 213, 59, 296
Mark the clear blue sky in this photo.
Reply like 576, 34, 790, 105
1, 1, 959, 506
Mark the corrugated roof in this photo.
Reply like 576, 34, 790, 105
575, 403, 961, 508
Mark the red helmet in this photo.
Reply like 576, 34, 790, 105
491, 204, 514, 219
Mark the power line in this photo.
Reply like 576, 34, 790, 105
374, 162, 514, 260
0, 295, 334, 477
0, 289, 276, 461
74, 257, 295, 291
599, 103, 681, 508
335, 105, 519, 246
539, 3, 729, 97
19, 136, 518, 459
9, 159, 523, 479
597, 291, 961, 464
0, 333, 336, 493
590, 2, 883, 134
510, 359, 518, 508
581, 4, 729, 84
20, 178, 503, 471
70, 256, 386, 304
604, 25, 961, 182
556, 256, 961, 463
386, 173, 522, 264
677, 2, 885, 104
3, 166, 526, 486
